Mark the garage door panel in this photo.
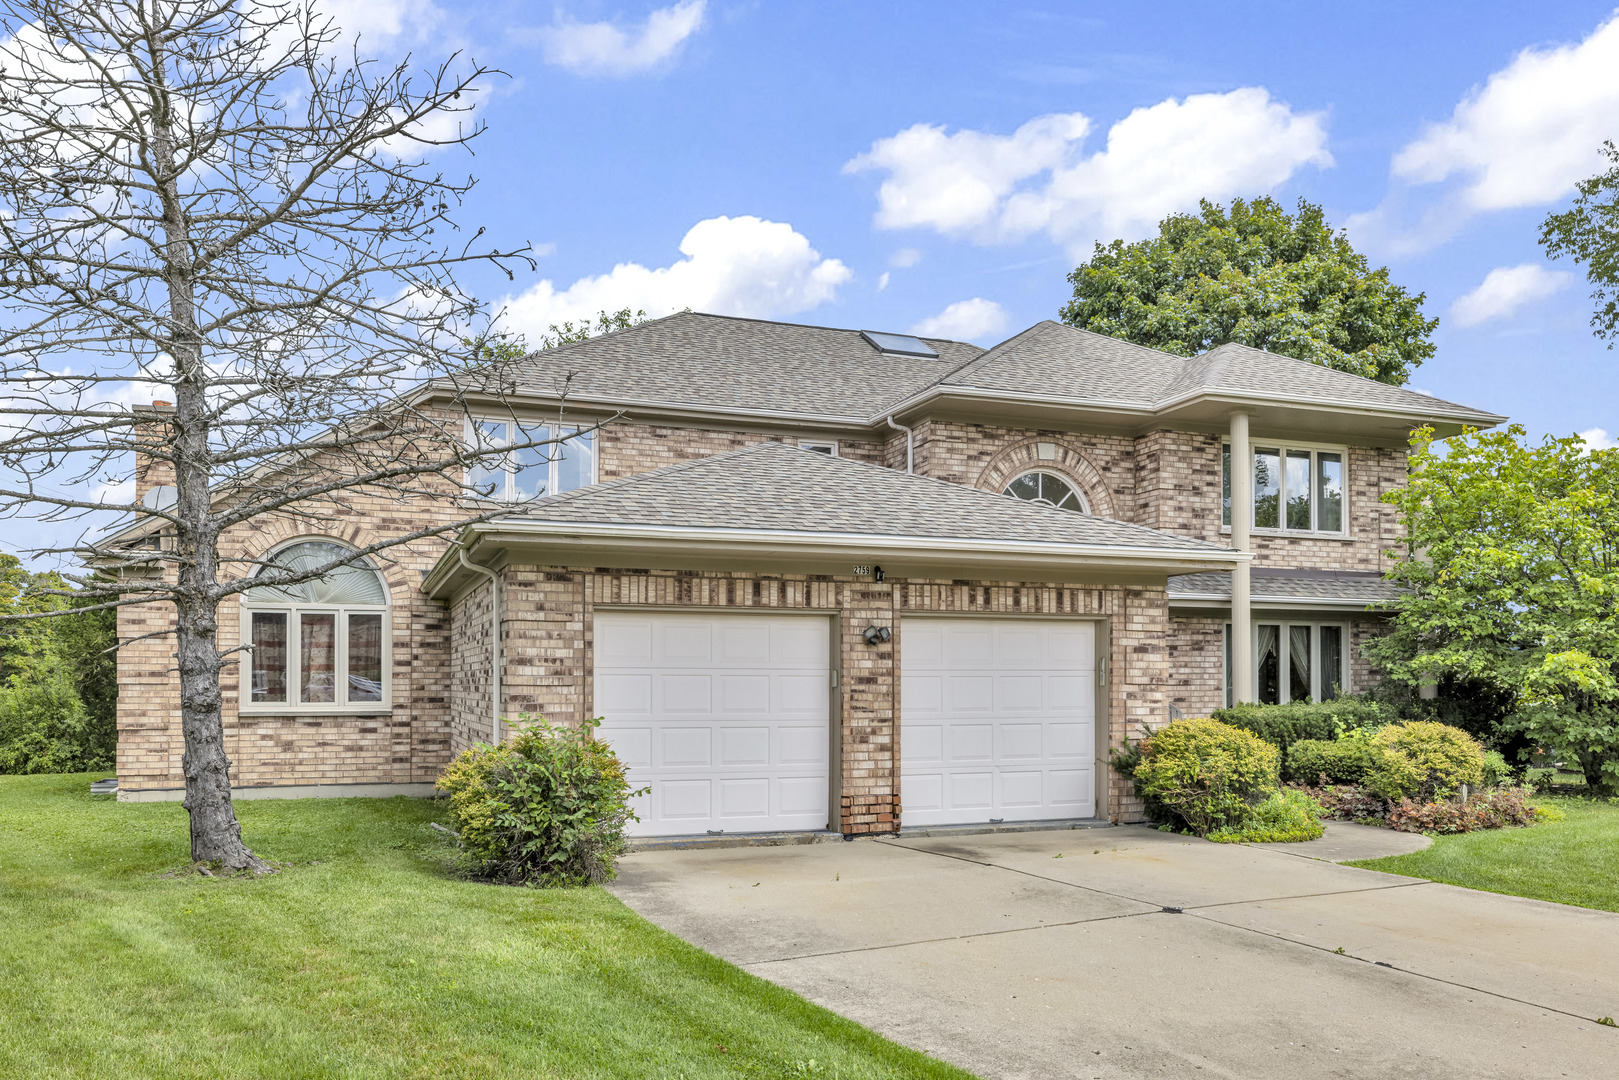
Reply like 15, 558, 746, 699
901, 616, 1097, 827
596, 673, 652, 714
718, 675, 770, 713
660, 674, 713, 713
776, 674, 828, 714
596, 612, 831, 837
777, 724, 828, 766
660, 726, 712, 768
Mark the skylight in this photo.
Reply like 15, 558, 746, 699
860, 330, 938, 358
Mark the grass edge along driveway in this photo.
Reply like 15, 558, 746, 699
0, 774, 978, 1080
1349, 796, 1619, 914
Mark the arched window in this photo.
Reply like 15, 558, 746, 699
240, 541, 390, 711
1003, 470, 1089, 513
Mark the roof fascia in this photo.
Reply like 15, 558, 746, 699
1167, 591, 1393, 610
424, 520, 1247, 598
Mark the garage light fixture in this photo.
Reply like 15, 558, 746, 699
862, 625, 891, 646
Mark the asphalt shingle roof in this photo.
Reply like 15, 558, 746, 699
505, 441, 1232, 554
1168, 570, 1403, 605
511, 310, 981, 423
946, 322, 1501, 423
504, 313, 1501, 427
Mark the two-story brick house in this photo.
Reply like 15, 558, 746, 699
114, 312, 1503, 835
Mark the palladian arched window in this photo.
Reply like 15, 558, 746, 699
240, 541, 390, 711
1003, 470, 1090, 513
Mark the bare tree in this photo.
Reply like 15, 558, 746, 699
0, 0, 588, 870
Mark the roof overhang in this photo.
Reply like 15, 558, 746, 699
888, 387, 1505, 444
1167, 590, 1394, 613
423, 519, 1248, 600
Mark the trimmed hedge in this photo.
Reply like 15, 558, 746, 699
1130, 717, 1279, 836
1212, 698, 1392, 757
1287, 736, 1377, 785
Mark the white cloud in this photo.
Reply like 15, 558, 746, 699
909, 298, 1009, 342
1449, 264, 1572, 328
876, 272, 891, 292
534, 1, 705, 76
1393, 14, 1619, 213
844, 88, 1331, 252
1581, 427, 1615, 451
889, 248, 922, 268
315, 0, 447, 46
499, 215, 850, 335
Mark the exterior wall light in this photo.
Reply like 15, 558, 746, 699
862, 625, 891, 646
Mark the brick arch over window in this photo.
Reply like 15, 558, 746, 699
976, 439, 1117, 519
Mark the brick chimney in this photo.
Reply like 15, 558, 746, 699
132, 401, 177, 506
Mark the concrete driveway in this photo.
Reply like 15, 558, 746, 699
610, 824, 1619, 1080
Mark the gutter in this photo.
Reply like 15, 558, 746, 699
456, 546, 502, 743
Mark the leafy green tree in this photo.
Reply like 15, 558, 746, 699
1061, 197, 1437, 385
1369, 426, 1619, 794
1541, 141, 1619, 345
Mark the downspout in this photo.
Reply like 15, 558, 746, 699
885, 414, 914, 474
456, 546, 502, 743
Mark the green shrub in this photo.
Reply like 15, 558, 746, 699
0, 671, 112, 775
1131, 717, 1280, 836
1481, 749, 1514, 789
436, 716, 642, 886
1213, 698, 1392, 756
1364, 721, 1485, 802
1209, 789, 1326, 843
1286, 733, 1380, 785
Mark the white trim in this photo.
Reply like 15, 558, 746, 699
1169, 591, 1388, 610
465, 416, 598, 501
1003, 468, 1092, 514
798, 439, 839, 457
1223, 439, 1350, 537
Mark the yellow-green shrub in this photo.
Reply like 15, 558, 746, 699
436, 716, 641, 886
1209, 789, 1325, 843
1131, 717, 1280, 836
1365, 721, 1485, 802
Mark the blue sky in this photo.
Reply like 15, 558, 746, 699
413, 0, 1619, 447
11, 0, 1619, 560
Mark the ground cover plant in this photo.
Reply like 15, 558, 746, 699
1352, 797, 1619, 913
0, 774, 977, 1080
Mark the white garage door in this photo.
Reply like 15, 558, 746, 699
593, 611, 831, 837
901, 617, 1096, 827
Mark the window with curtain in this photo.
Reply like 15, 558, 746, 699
1225, 621, 1348, 706
1221, 442, 1346, 535
468, 420, 596, 501
241, 541, 390, 711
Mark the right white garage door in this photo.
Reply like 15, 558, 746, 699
900, 617, 1097, 827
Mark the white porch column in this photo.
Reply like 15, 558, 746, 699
1229, 411, 1253, 704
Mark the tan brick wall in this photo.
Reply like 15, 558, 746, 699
484, 565, 1170, 829
449, 577, 494, 754
1168, 617, 1226, 719
917, 420, 1138, 523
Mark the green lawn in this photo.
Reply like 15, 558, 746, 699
1350, 797, 1619, 913
0, 774, 975, 1080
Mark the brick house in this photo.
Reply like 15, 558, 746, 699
114, 313, 1503, 834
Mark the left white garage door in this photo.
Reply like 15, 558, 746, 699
593, 611, 832, 837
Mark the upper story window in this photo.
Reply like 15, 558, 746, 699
1222, 442, 1345, 535
1003, 470, 1089, 513
469, 420, 596, 500
799, 440, 838, 456
241, 541, 390, 713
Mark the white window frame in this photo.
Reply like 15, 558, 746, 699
1003, 469, 1091, 514
238, 544, 392, 716
466, 417, 598, 501
1223, 620, 1349, 707
1222, 439, 1349, 536
798, 439, 839, 456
